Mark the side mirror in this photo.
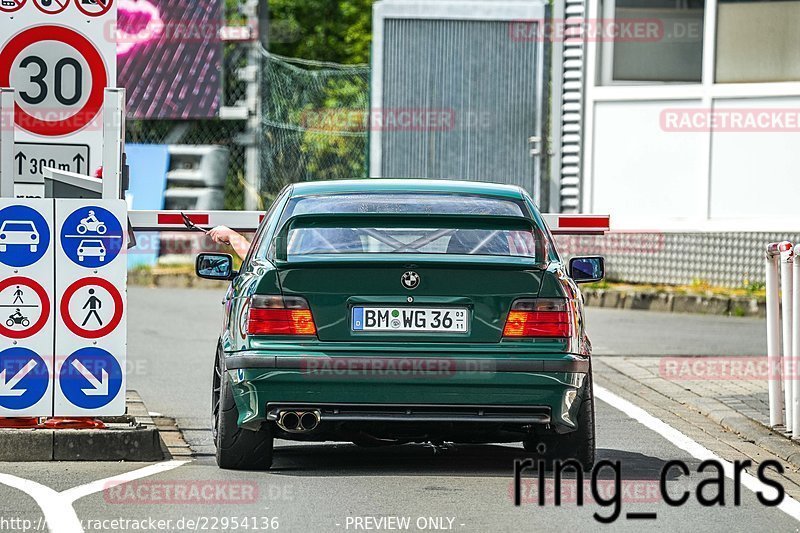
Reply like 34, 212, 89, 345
196, 253, 236, 281
569, 256, 605, 283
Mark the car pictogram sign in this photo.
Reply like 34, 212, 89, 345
0, 204, 50, 268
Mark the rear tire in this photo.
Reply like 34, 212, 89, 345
213, 348, 273, 470
523, 372, 595, 471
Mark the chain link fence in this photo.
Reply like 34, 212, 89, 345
260, 52, 371, 204
125, 45, 372, 210
125, 41, 250, 210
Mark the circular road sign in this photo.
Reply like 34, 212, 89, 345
73, 0, 113, 17
0, 277, 50, 339
60, 347, 122, 409
60, 205, 124, 268
34, 0, 69, 14
0, 205, 51, 268
0, 347, 49, 411
0, 0, 27, 14
60, 277, 123, 339
0, 25, 108, 137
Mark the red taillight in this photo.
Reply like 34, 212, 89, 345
502, 298, 572, 338
247, 295, 317, 336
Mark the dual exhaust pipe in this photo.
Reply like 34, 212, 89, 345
276, 409, 320, 433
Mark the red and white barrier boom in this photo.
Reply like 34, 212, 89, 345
126, 211, 611, 235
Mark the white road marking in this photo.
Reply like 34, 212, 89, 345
61, 459, 188, 503
0, 459, 188, 533
595, 384, 800, 522
0, 473, 80, 533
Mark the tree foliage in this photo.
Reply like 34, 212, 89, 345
268, 0, 373, 64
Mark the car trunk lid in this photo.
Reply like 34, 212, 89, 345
270, 213, 549, 343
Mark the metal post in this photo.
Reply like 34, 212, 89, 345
782, 244, 795, 434
102, 88, 126, 199
793, 244, 800, 440
0, 88, 15, 198
766, 243, 786, 428
243, 0, 262, 211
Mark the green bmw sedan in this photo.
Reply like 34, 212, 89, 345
195, 179, 604, 471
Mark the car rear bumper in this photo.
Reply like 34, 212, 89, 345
224, 349, 590, 436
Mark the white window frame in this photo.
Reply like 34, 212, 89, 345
582, 0, 800, 229
598, 0, 706, 87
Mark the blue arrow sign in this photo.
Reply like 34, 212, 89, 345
60, 206, 124, 268
60, 348, 123, 409
0, 205, 50, 268
0, 347, 49, 410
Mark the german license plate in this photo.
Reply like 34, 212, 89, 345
352, 307, 468, 333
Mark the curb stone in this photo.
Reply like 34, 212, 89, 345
583, 288, 765, 318
598, 358, 800, 471
0, 390, 165, 462
129, 270, 228, 290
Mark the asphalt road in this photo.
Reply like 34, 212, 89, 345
0, 287, 792, 533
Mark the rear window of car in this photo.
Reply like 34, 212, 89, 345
263, 193, 548, 261
285, 226, 542, 258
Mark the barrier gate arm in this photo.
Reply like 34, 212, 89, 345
127, 211, 611, 235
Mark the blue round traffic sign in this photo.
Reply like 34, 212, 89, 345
0, 347, 49, 411
0, 205, 50, 268
60, 347, 122, 409
60, 206, 124, 268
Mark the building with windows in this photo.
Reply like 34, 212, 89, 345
370, 0, 800, 285
575, 0, 800, 233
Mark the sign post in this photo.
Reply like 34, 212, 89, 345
54, 199, 126, 416
0, 0, 117, 196
0, 88, 14, 198
102, 88, 125, 199
0, 198, 54, 416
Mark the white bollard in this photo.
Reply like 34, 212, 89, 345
794, 244, 800, 440
781, 244, 795, 434
766, 243, 786, 428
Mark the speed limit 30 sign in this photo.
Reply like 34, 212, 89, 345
0, 25, 107, 136
0, 0, 116, 193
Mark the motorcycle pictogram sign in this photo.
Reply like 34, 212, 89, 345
60, 206, 124, 268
